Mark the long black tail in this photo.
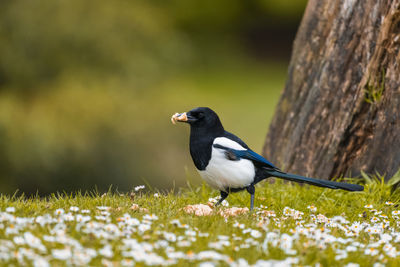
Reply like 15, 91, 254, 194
266, 170, 364, 191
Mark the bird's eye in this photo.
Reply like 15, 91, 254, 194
198, 112, 204, 117
191, 111, 203, 118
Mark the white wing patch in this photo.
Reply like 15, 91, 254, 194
213, 137, 247, 150
198, 137, 255, 191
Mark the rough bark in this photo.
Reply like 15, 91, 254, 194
263, 0, 400, 180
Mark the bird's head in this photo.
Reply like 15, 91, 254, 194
171, 107, 223, 130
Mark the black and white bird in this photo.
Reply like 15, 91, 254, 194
172, 107, 364, 211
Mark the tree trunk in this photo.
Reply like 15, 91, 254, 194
263, 0, 400, 180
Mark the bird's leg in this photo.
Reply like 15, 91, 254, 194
215, 191, 229, 207
246, 185, 255, 211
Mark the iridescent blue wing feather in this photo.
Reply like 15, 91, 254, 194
212, 144, 277, 169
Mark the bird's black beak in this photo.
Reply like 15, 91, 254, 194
171, 112, 195, 124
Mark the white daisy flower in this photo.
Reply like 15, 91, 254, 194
134, 185, 145, 191
250, 230, 262, 239
99, 245, 113, 258
5, 207, 15, 213
54, 209, 65, 216
96, 206, 110, 211
52, 248, 72, 260
392, 210, 400, 216
69, 206, 79, 212
371, 217, 380, 223
307, 205, 317, 212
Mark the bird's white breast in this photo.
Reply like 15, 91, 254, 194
198, 137, 255, 191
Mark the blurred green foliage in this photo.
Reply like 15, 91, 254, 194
0, 0, 192, 91
0, 0, 306, 194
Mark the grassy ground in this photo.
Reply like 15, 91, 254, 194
0, 173, 400, 266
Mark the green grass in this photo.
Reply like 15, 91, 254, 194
1, 172, 400, 266
364, 69, 385, 105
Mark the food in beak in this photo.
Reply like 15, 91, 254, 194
171, 112, 187, 124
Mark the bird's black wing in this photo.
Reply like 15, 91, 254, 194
212, 144, 278, 170
219, 131, 279, 170
223, 131, 250, 149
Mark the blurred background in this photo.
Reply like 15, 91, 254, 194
0, 0, 307, 195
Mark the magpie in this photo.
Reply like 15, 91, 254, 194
172, 107, 364, 211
